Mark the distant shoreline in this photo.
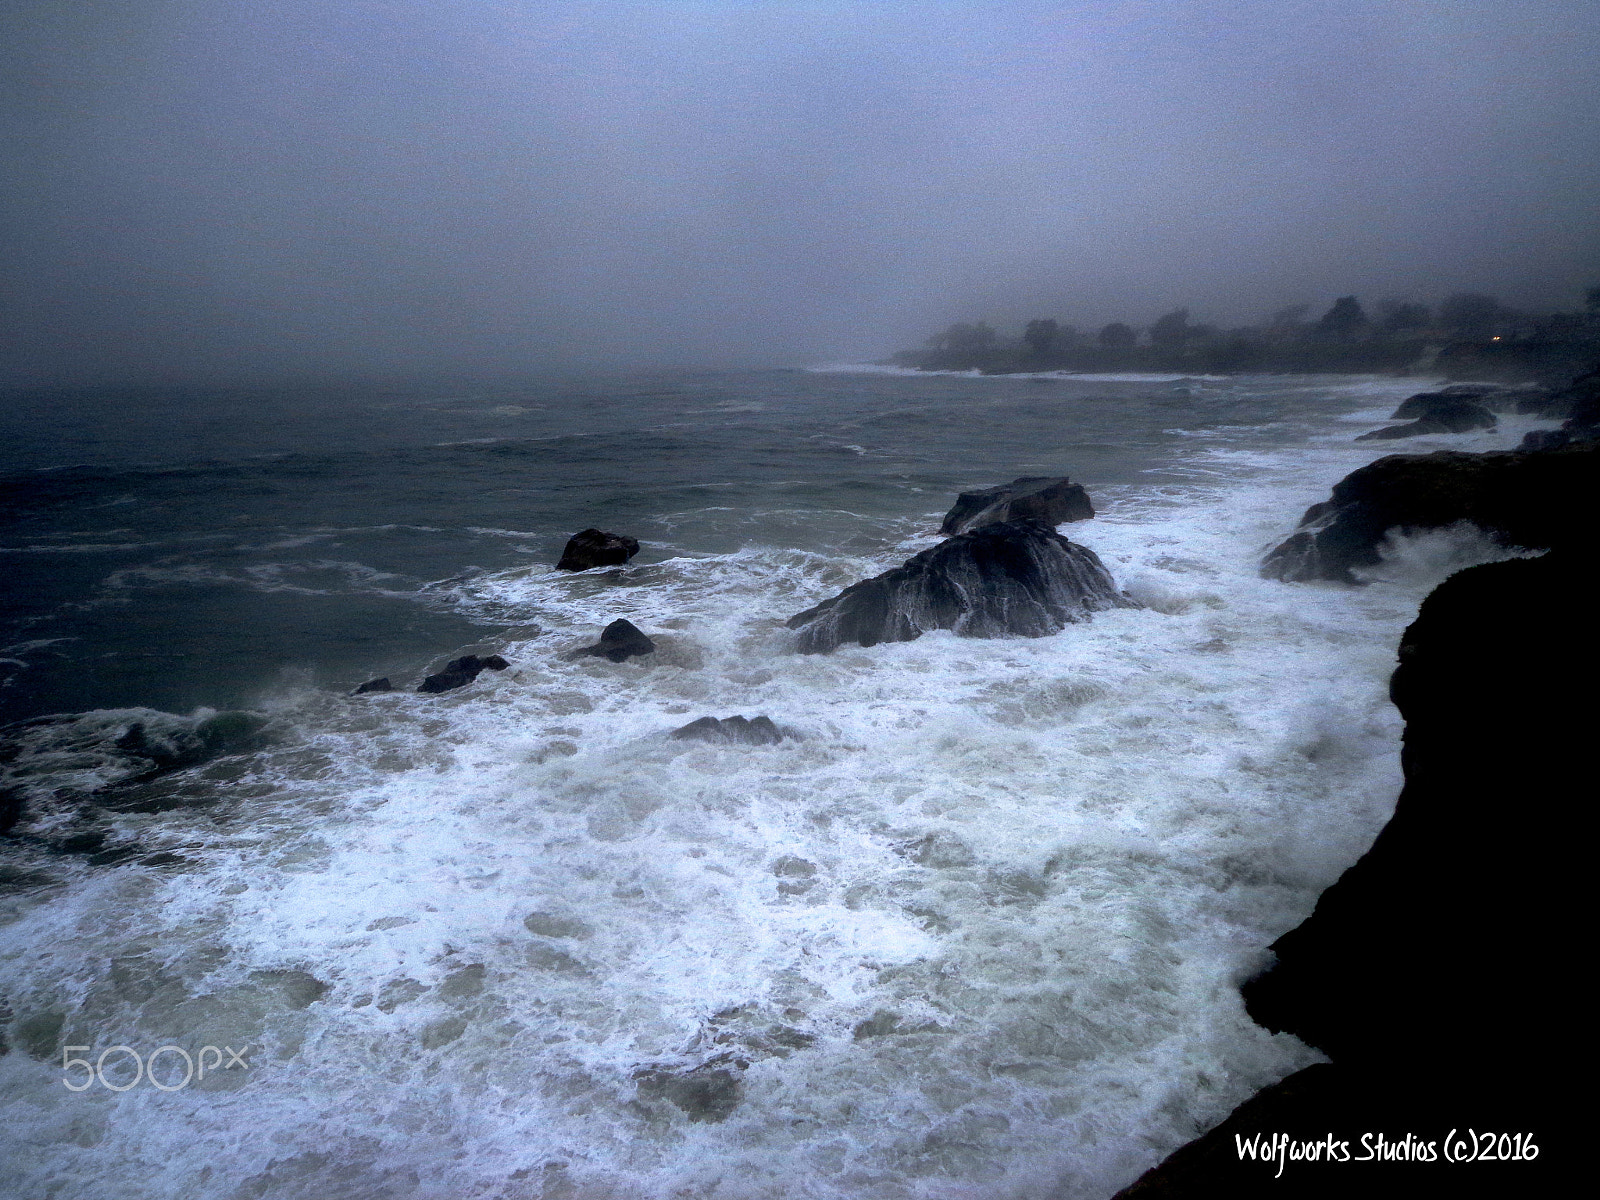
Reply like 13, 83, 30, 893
878, 341, 1588, 384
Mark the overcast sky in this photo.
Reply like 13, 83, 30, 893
4, 1, 1598, 383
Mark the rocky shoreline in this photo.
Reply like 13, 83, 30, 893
1112, 368, 1597, 1196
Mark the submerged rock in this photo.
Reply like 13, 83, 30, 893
112, 712, 270, 774
633, 1060, 744, 1123
786, 520, 1136, 654
670, 715, 788, 745
0, 709, 272, 835
417, 654, 510, 694
1260, 442, 1598, 584
1356, 397, 1495, 440
555, 528, 640, 572
247, 969, 329, 1009
939, 475, 1095, 535
574, 619, 655, 663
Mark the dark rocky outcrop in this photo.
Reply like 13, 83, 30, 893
353, 677, 393, 694
670, 715, 788, 745
1117, 552, 1581, 1197
574, 619, 655, 663
1260, 442, 1598, 583
555, 528, 640, 572
1243, 552, 1586, 1071
787, 520, 1136, 654
1392, 383, 1540, 417
1516, 364, 1600, 449
939, 476, 1094, 535
1515, 366, 1597, 418
417, 654, 510, 694
1356, 397, 1496, 440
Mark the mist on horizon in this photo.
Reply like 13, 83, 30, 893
3, 0, 1598, 386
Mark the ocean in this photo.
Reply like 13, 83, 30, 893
0, 367, 1554, 1198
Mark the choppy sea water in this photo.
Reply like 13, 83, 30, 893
0, 369, 1556, 1198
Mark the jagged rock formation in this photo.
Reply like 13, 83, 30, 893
574, 619, 655, 663
670, 715, 789, 745
939, 476, 1095, 535
787, 520, 1135, 654
1260, 443, 1598, 583
353, 677, 392, 694
555, 528, 640, 571
417, 654, 509, 694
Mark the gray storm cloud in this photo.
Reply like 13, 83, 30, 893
3, 0, 1597, 384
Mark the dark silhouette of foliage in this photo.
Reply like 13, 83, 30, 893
1098, 322, 1137, 348
1378, 300, 1430, 335
1438, 293, 1508, 340
928, 322, 998, 352
1023, 318, 1058, 356
892, 288, 1600, 379
1148, 308, 1191, 347
1315, 296, 1369, 341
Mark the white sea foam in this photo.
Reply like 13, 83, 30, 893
0, 376, 1535, 1199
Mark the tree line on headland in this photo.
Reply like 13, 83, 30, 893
891, 288, 1600, 381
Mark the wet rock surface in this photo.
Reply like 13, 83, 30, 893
555, 528, 640, 572
1260, 442, 1598, 583
787, 520, 1136, 653
1356, 397, 1495, 440
1392, 383, 1538, 417
417, 654, 509, 694
939, 476, 1095, 535
670, 715, 788, 745
574, 619, 656, 663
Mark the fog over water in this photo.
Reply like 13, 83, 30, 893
4, 0, 1599, 385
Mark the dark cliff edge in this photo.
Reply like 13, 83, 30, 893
1113, 550, 1589, 1197
1116, 369, 1599, 1195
